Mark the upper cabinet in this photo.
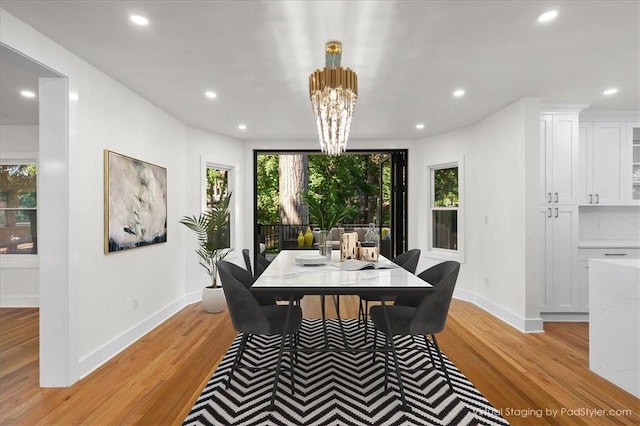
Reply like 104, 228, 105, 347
540, 114, 579, 205
630, 123, 640, 205
578, 122, 626, 205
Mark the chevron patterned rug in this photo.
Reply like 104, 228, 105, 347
184, 319, 509, 426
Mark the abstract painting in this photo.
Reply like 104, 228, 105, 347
104, 150, 167, 253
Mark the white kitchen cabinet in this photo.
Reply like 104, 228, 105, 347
540, 114, 579, 205
578, 122, 626, 205
578, 247, 640, 312
629, 122, 640, 205
540, 205, 579, 312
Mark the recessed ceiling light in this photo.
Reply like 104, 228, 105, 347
453, 89, 465, 98
20, 90, 36, 98
603, 88, 618, 96
205, 91, 217, 99
130, 14, 149, 26
416, 124, 425, 130
238, 124, 247, 130
69, 93, 79, 101
537, 9, 558, 23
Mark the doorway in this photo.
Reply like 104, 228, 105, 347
1, 43, 70, 386
252, 149, 408, 262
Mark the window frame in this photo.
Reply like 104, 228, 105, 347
0, 152, 39, 268
427, 158, 465, 262
201, 158, 235, 251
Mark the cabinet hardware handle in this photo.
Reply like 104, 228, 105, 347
604, 253, 627, 256
547, 208, 552, 218
589, 194, 593, 203
554, 192, 558, 203
554, 208, 558, 218
547, 193, 551, 203
595, 194, 599, 204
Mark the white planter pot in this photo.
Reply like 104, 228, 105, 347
202, 287, 226, 313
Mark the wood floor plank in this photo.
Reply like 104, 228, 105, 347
1, 298, 638, 425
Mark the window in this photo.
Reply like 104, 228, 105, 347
0, 163, 38, 254
203, 162, 233, 249
429, 160, 463, 261
206, 166, 229, 209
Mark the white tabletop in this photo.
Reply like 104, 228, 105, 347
252, 250, 432, 295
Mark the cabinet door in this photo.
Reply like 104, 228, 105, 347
551, 115, 578, 204
549, 206, 579, 312
540, 115, 553, 204
577, 122, 593, 205
539, 206, 553, 311
592, 122, 626, 205
629, 122, 640, 205
578, 260, 589, 312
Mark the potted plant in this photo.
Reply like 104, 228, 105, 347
302, 192, 357, 257
180, 191, 232, 313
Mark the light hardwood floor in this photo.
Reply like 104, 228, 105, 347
1, 297, 638, 425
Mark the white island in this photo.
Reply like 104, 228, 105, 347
589, 258, 640, 398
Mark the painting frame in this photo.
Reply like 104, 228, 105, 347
104, 150, 167, 253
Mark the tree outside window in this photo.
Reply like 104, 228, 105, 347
206, 165, 231, 248
432, 166, 458, 251
0, 164, 38, 254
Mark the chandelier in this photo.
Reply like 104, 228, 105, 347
309, 41, 358, 155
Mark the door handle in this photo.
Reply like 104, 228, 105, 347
554, 208, 558, 218
595, 194, 599, 204
604, 253, 627, 256
547, 208, 552, 218
589, 194, 593, 204
554, 192, 558, 203
547, 193, 552, 203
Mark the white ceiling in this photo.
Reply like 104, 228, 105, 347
1, 0, 638, 141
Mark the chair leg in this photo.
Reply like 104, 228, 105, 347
430, 334, 453, 389
363, 300, 369, 341
423, 334, 435, 366
383, 336, 390, 392
371, 327, 378, 366
288, 334, 296, 394
358, 298, 364, 325
226, 333, 249, 389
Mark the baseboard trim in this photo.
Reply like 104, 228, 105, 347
185, 289, 202, 305
77, 296, 191, 380
0, 295, 39, 307
454, 289, 544, 333
541, 312, 589, 322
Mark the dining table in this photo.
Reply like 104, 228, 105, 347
251, 249, 434, 411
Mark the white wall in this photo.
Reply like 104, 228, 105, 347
414, 98, 543, 332
0, 125, 39, 306
1, 10, 192, 385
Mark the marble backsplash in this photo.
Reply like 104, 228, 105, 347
579, 206, 640, 241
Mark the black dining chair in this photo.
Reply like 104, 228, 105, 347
218, 261, 302, 391
358, 249, 421, 337
218, 259, 276, 306
250, 252, 304, 306
241, 248, 253, 276
254, 253, 271, 277
370, 260, 460, 390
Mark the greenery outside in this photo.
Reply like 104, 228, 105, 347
257, 153, 391, 226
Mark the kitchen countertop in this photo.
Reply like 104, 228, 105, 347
578, 240, 640, 249
589, 258, 640, 398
